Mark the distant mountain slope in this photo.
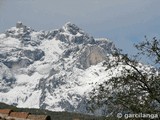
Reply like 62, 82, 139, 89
0, 22, 118, 115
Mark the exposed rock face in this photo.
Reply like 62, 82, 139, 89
88, 46, 106, 65
0, 63, 16, 92
16, 21, 27, 30
4, 58, 32, 68
95, 38, 116, 54
22, 49, 45, 61
55, 22, 95, 44
1, 48, 44, 69
0, 22, 117, 115
63, 22, 80, 35
78, 45, 106, 69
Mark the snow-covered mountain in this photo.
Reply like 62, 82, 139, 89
0, 22, 117, 114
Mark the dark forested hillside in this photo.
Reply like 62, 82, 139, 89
0, 102, 106, 120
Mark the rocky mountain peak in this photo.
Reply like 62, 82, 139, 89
5, 22, 34, 43
16, 21, 26, 29
0, 22, 118, 115
55, 22, 95, 44
63, 22, 81, 35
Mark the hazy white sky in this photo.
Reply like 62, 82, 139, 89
0, 0, 160, 55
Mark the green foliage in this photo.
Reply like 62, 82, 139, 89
89, 37, 160, 116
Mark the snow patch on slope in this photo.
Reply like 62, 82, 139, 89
0, 22, 117, 114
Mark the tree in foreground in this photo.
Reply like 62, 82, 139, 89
89, 37, 160, 116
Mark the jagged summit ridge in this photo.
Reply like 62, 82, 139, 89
55, 22, 95, 44
3, 22, 114, 46
3, 22, 96, 45
0, 22, 117, 115
63, 22, 82, 35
